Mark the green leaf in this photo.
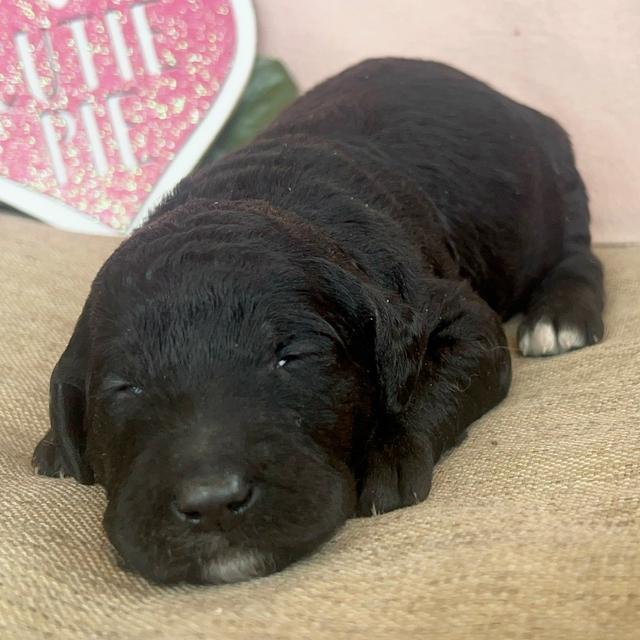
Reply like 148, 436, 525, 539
199, 57, 299, 165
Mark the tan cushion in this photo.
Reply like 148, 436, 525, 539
0, 213, 638, 639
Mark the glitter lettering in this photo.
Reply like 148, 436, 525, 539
131, 3, 162, 76
40, 110, 76, 185
66, 17, 99, 91
80, 102, 108, 176
15, 30, 59, 103
105, 11, 134, 82
12, 4, 163, 183
107, 94, 138, 170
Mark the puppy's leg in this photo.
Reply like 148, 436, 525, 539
357, 285, 511, 516
519, 121, 604, 357
32, 430, 71, 478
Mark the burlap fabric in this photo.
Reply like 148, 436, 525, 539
0, 213, 638, 639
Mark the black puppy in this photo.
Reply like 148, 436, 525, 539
33, 59, 604, 584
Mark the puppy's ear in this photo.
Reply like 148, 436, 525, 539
307, 258, 429, 415
48, 302, 95, 484
372, 297, 430, 415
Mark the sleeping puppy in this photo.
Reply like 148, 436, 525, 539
32, 58, 604, 584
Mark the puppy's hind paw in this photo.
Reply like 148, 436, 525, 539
518, 310, 603, 357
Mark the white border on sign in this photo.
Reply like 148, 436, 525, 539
0, 0, 257, 237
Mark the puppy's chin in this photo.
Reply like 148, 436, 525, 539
113, 544, 278, 585
107, 526, 335, 585
198, 550, 276, 584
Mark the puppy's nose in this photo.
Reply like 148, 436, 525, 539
172, 474, 255, 530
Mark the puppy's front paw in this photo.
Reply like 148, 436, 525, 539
356, 432, 434, 517
32, 431, 71, 479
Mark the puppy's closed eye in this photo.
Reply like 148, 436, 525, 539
275, 340, 330, 370
117, 384, 144, 397
100, 377, 144, 399
276, 352, 317, 370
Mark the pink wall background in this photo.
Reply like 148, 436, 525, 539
254, 0, 640, 244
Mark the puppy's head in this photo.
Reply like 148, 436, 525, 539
49, 201, 426, 584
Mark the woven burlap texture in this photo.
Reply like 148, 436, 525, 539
0, 213, 638, 640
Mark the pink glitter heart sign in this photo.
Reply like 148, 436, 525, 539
0, 0, 256, 235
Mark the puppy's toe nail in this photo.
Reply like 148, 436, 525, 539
532, 320, 558, 355
557, 325, 586, 352
520, 319, 559, 356
518, 332, 531, 356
